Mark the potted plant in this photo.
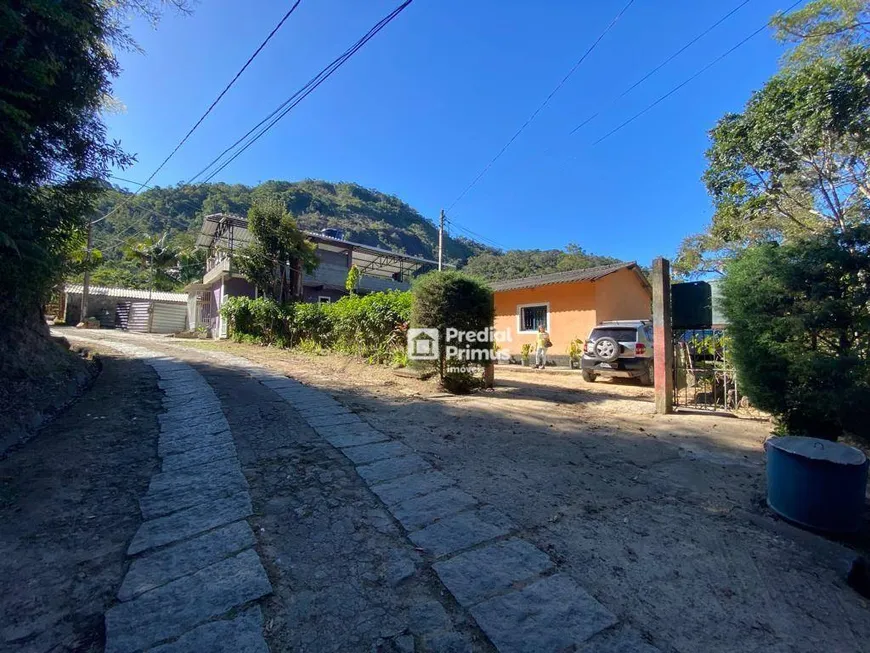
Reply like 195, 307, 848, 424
567, 338, 584, 369
520, 343, 532, 366
491, 340, 501, 364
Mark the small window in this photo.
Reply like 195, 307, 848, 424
318, 296, 331, 304
519, 304, 548, 332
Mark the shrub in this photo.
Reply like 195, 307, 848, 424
220, 290, 411, 364
441, 370, 482, 395
411, 271, 494, 382
721, 229, 870, 438
221, 296, 290, 346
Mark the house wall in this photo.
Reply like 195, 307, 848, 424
223, 276, 256, 299
493, 281, 598, 360
594, 268, 652, 322
319, 248, 350, 268
302, 287, 346, 303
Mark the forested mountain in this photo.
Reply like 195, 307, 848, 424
88, 179, 495, 288
461, 244, 623, 282
87, 179, 624, 289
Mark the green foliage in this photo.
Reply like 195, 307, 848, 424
441, 371, 482, 395
122, 233, 181, 291
411, 271, 494, 382
566, 338, 585, 360
520, 343, 532, 360
462, 244, 621, 282
345, 265, 361, 294
721, 228, 870, 438
680, 47, 870, 276
0, 0, 131, 323
234, 197, 318, 303
772, 0, 870, 67
220, 290, 412, 364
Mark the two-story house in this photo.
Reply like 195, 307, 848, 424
185, 213, 438, 337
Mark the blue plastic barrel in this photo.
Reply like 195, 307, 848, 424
765, 436, 868, 533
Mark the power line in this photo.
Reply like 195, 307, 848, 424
567, 0, 752, 136
191, 0, 414, 184
95, 1, 302, 223
109, 175, 153, 189
146, 0, 303, 184
590, 0, 804, 147
444, 0, 635, 215
446, 218, 507, 251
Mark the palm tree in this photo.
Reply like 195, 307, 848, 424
123, 233, 179, 292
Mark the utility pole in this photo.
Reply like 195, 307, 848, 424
438, 209, 444, 271
80, 219, 93, 323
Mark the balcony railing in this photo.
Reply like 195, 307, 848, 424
304, 263, 409, 292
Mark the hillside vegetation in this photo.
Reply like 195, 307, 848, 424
89, 179, 623, 288
461, 245, 622, 282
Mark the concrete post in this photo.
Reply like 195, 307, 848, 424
652, 257, 674, 414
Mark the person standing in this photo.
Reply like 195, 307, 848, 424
534, 324, 551, 369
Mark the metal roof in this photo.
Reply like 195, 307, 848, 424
194, 213, 440, 279
489, 261, 645, 292
306, 232, 439, 278
64, 284, 188, 303
194, 213, 253, 249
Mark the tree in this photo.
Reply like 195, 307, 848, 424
0, 0, 190, 335
721, 228, 870, 438
1, 0, 130, 328
678, 47, 870, 276
462, 245, 622, 282
235, 197, 318, 303
772, 0, 870, 67
345, 265, 361, 295
122, 233, 180, 291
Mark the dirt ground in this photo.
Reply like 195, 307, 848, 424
0, 347, 162, 653
169, 338, 870, 653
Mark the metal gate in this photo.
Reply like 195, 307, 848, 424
671, 280, 739, 412
673, 329, 739, 411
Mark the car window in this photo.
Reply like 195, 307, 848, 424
589, 327, 637, 342
643, 325, 653, 342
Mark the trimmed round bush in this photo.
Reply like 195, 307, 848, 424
411, 271, 494, 385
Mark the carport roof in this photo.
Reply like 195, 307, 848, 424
63, 284, 188, 303
489, 261, 648, 292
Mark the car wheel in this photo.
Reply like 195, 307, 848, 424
582, 370, 597, 383
592, 337, 620, 362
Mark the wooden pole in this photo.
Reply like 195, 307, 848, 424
80, 219, 93, 323
652, 257, 674, 414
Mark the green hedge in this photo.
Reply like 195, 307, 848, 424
220, 290, 411, 364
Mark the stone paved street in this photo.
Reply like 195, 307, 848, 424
63, 331, 660, 653
91, 341, 272, 653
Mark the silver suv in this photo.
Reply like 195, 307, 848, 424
581, 320, 654, 385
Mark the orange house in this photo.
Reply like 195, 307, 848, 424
491, 262, 652, 365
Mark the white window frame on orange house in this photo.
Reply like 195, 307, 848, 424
516, 302, 550, 334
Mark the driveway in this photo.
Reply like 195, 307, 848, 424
19, 328, 870, 653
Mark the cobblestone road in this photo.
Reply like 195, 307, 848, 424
67, 332, 660, 652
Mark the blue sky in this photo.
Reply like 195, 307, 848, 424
106, 0, 798, 265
